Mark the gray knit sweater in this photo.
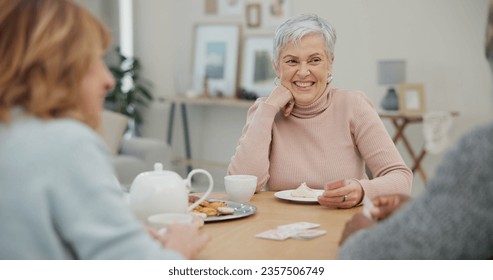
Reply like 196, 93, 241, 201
338, 122, 493, 259
0, 114, 183, 259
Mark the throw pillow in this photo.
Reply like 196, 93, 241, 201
101, 110, 129, 155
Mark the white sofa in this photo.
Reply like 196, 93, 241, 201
101, 110, 172, 191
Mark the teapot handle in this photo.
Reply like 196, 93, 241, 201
186, 169, 214, 212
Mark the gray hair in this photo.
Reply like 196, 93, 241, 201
273, 14, 337, 64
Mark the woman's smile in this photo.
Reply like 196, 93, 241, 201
275, 33, 333, 105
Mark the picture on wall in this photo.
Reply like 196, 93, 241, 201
262, 0, 290, 28
217, 0, 245, 16
241, 35, 276, 96
205, 0, 290, 30
246, 3, 261, 28
205, 42, 226, 79
204, 0, 218, 14
193, 23, 240, 97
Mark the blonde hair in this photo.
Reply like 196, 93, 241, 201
0, 0, 111, 129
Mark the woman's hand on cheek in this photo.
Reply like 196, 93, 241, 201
266, 84, 294, 116
283, 99, 295, 116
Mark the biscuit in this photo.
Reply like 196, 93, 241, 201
189, 196, 235, 217
217, 207, 235, 215
200, 207, 218, 217
209, 201, 227, 208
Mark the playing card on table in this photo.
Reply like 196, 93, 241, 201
255, 229, 295, 240
277, 221, 320, 231
256, 221, 326, 241
292, 229, 327, 240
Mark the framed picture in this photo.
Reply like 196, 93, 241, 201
398, 83, 426, 115
246, 3, 261, 28
217, 0, 245, 17
261, 0, 290, 28
205, 0, 246, 16
240, 35, 276, 97
204, 0, 218, 15
192, 23, 241, 97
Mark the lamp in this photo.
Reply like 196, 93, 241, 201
378, 60, 406, 111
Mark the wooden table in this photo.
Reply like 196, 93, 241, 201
197, 191, 360, 260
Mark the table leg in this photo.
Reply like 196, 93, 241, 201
180, 103, 193, 173
390, 119, 427, 183
167, 102, 175, 146
391, 119, 407, 143
400, 134, 427, 183
412, 149, 427, 182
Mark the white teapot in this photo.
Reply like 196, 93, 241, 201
128, 163, 213, 222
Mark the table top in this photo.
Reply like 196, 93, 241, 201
197, 191, 361, 260
378, 110, 460, 121
169, 96, 254, 108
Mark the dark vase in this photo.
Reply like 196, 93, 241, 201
380, 88, 399, 111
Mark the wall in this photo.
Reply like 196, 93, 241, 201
81, 0, 492, 194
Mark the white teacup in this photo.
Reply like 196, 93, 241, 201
224, 175, 257, 203
147, 213, 193, 234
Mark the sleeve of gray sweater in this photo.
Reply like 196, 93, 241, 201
338, 123, 493, 259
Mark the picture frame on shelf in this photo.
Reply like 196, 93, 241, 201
398, 83, 426, 115
240, 35, 276, 97
192, 23, 241, 97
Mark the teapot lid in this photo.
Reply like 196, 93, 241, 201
154, 163, 163, 171
131, 162, 182, 185
136, 162, 178, 177
146, 162, 177, 176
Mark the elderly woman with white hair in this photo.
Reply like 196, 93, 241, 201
228, 14, 412, 209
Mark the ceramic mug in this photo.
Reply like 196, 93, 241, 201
147, 213, 194, 235
224, 175, 257, 203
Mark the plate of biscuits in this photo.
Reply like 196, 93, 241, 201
189, 196, 257, 222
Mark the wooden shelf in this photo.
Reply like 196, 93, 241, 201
168, 96, 254, 108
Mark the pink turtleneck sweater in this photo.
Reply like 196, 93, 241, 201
227, 86, 412, 199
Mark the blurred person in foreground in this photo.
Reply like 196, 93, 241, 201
0, 0, 208, 259
228, 14, 412, 209
338, 2, 493, 259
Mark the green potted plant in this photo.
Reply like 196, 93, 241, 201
105, 47, 153, 128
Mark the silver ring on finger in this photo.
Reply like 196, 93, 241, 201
342, 194, 348, 202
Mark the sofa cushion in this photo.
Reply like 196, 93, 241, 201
101, 110, 129, 155
112, 155, 148, 191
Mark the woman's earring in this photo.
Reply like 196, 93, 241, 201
274, 77, 280, 86
327, 74, 333, 84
